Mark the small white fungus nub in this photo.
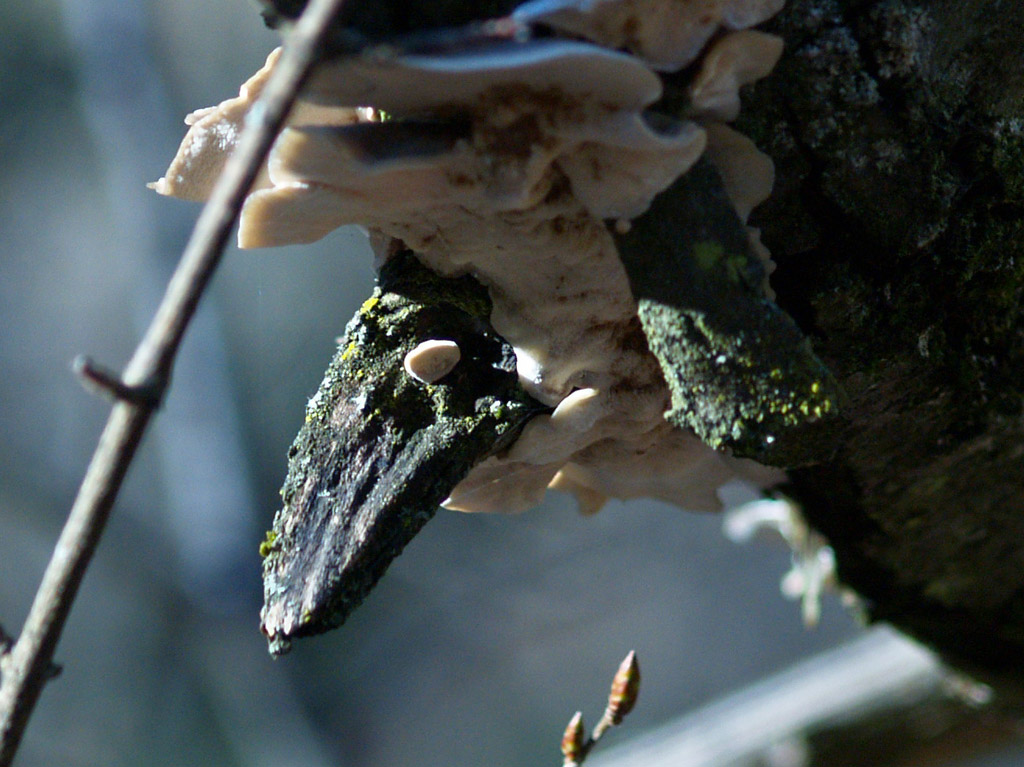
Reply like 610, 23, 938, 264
403, 340, 461, 384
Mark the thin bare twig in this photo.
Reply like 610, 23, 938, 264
0, 1, 348, 762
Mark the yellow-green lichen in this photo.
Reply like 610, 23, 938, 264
692, 240, 748, 283
693, 240, 724, 271
259, 530, 278, 558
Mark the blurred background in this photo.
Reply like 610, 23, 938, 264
0, 1, 1020, 765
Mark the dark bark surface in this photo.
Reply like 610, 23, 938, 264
735, 0, 1024, 690
260, 252, 543, 654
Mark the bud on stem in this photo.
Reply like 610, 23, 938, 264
560, 652, 641, 765
561, 711, 585, 765
594, 650, 641, 738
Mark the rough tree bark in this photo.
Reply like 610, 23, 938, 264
733, 0, 1024, 692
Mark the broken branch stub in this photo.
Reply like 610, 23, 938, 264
614, 157, 843, 466
260, 251, 545, 655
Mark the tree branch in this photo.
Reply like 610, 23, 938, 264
0, 0, 349, 762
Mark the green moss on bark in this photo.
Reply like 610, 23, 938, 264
615, 158, 841, 466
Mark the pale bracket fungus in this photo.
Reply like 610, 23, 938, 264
153, 0, 842, 647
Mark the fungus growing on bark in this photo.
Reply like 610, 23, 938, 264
689, 30, 785, 121
512, 0, 785, 72
153, 0, 838, 643
148, 48, 364, 202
